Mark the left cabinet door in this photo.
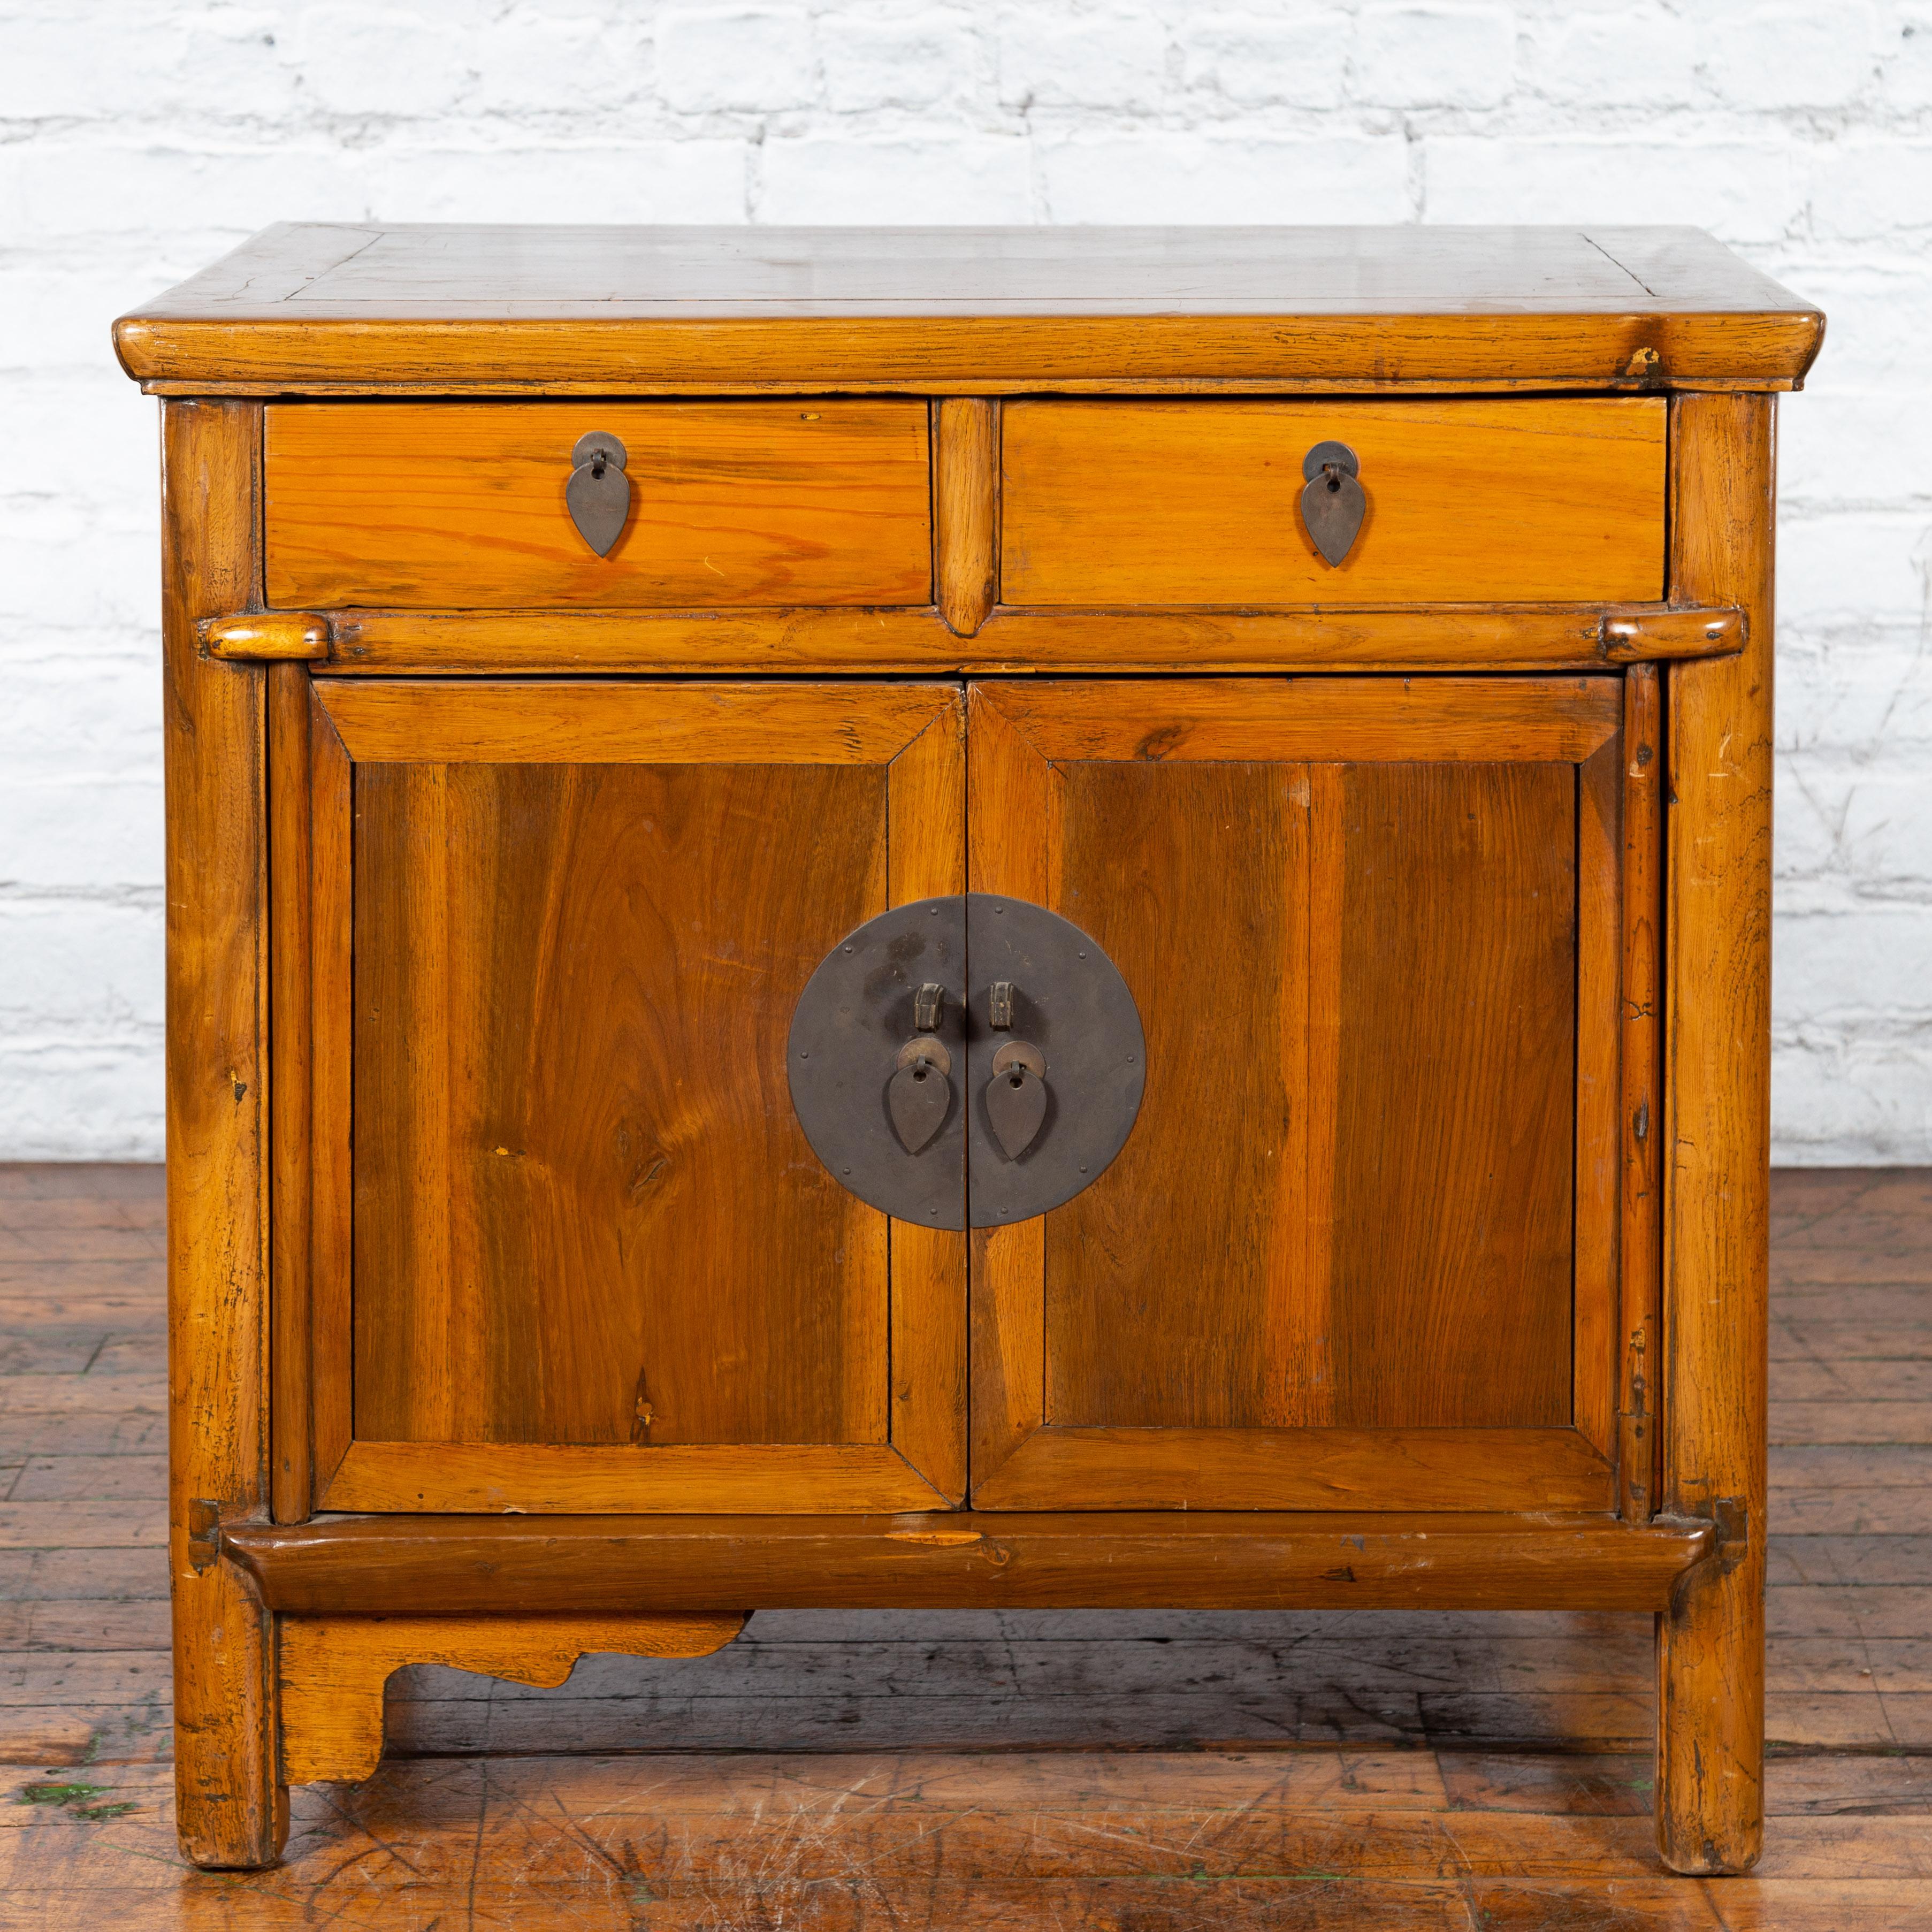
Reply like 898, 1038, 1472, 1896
276, 676, 967, 1515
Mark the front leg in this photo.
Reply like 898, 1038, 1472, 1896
1653, 391, 1774, 1876
174, 1549, 287, 1869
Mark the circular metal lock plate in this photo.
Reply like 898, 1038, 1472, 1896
786, 895, 1145, 1230
964, 895, 1144, 1228
786, 897, 966, 1229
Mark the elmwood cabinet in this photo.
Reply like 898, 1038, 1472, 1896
114, 223, 1822, 1874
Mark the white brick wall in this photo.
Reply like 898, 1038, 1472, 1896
1, 0, 1926, 1163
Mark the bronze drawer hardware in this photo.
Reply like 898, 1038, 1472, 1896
983, 978, 1047, 1157
789, 897, 966, 1224
566, 430, 630, 555
987, 1037, 1049, 1159
789, 895, 1144, 1227
889, 985, 953, 1154
1300, 439, 1365, 567
888, 1051, 951, 1155
988, 979, 1015, 1029
966, 898, 1143, 1223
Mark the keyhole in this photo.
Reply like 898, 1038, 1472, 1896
591, 451, 607, 478
1324, 466, 1342, 492
1007, 1072, 1024, 1088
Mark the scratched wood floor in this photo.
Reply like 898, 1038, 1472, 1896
0, 1166, 1926, 1928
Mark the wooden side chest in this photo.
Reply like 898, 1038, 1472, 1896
114, 224, 1823, 1874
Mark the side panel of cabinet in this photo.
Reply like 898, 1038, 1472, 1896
968, 677, 1625, 1513
279, 678, 966, 1513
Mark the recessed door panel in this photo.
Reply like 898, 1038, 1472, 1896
1324, 762, 1576, 1428
350, 759, 888, 1449
293, 678, 967, 1514
969, 676, 1622, 1513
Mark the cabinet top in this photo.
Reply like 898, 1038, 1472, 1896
114, 223, 1823, 396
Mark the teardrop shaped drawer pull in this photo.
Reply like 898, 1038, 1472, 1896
567, 431, 630, 556
1300, 439, 1365, 567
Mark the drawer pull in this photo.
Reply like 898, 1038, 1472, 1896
1300, 439, 1365, 567
566, 430, 630, 556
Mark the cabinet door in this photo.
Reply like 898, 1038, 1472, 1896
289, 678, 966, 1514
967, 677, 1630, 1512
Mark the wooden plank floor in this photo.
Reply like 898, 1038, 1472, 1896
0, 1165, 1926, 1927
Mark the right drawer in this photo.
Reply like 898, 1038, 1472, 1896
1001, 398, 1667, 606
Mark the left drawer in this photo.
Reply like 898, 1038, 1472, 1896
264, 401, 934, 609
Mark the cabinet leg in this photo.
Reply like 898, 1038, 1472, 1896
162, 399, 285, 1868
1655, 1530, 1765, 1874
1654, 391, 1774, 1880
173, 1564, 287, 1869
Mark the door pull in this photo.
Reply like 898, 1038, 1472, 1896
987, 1037, 1048, 1159
889, 987, 953, 1154
789, 895, 1144, 1228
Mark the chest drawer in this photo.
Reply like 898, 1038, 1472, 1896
1002, 398, 1666, 606
264, 401, 933, 609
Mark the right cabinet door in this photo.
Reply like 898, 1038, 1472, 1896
967, 676, 1632, 1513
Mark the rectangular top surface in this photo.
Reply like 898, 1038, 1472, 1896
114, 223, 1824, 392
132, 223, 1815, 317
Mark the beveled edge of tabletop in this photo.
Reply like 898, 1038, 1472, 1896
112, 222, 1826, 394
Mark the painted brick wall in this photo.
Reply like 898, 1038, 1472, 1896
1, 0, 1927, 1160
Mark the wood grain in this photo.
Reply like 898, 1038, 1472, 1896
968, 1427, 1616, 1514
266, 665, 312, 1524
279, 1614, 745, 1784
116, 224, 1824, 1883
315, 676, 959, 765
112, 223, 1826, 391
0, 1159, 1916, 1916
968, 679, 1607, 1510
307, 696, 353, 1499
976, 675, 1620, 763
349, 758, 890, 1451
1327, 760, 1577, 1430
1621, 664, 1665, 1522
934, 398, 999, 637
964, 690, 1055, 1497
229, 1509, 1707, 1615
200, 613, 328, 661
886, 704, 969, 1502
159, 399, 286, 1866
1655, 391, 1777, 1876
322, 603, 1746, 676
1575, 737, 1623, 1459
265, 401, 932, 609
289, 681, 966, 1515
14, 1754, 1932, 1929
318, 1442, 946, 1514
0, 1161, 1923, 1915
1044, 760, 1309, 1431
119, 221, 1821, 318
324, 682, 966, 1513
1004, 399, 1667, 605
